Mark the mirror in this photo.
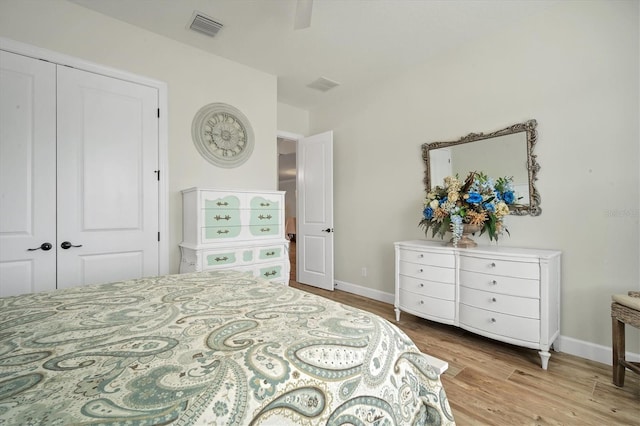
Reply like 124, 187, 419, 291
422, 119, 541, 216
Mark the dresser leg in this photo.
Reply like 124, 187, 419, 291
394, 307, 401, 322
539, 350, 551, 370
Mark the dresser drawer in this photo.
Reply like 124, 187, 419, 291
459, 270, 540, 298
460, 254, 539, 280
399, 275, 455, 300
258, 246, 285, 261
256, 263, 285, 282
201, 192, 242, 209
249, 194, 282, 211
249, 209, 281, 226
399, 261, 455, 283
249, 223, 281, 237
459, 304, 540, 343
202, 225, 242, 241
460, 287, 539, 319
203, 250, 238, 268
203, 208, 242, 227
398, 289, 455, 321
398, 248, 454, 268
200, 244, 287, 270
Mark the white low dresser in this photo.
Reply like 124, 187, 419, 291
394, 240, 561, 369
180, 188, 290, 284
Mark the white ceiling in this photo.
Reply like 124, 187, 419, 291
69, 0, 558, 111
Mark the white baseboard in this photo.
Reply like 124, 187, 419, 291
554, 335, 640, 366
334, 280, 640, 367
334, 280, 395, 305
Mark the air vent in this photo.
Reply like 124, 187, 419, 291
307, 77, 340, 92
189, 11, 223, 38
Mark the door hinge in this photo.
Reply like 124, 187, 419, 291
158, 232, 160, 242
155, 170, 160, 181
157, 108, 160, 118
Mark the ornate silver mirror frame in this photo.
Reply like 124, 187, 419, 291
422, 119, 541, 216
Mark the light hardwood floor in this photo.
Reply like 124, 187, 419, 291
288, 243, 639, 425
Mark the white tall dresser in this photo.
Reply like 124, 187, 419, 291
395, 240, 561, 369
180, 188, 290, 284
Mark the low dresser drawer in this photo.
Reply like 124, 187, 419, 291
459, 270, 539, 298
460, 287, 539, 319
460, 254, 539, 280
258, 246, 284, 260
399, 261, 454, 283
203, 250, 238, 267
257, 263, 284, 281
234, 262, 286, 283
399, 275, 455, 300
398, 289, 455, 321
398, 249, 454, 268
459, 304, 540, 343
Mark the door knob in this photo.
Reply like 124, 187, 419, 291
61, 241, 83, 249
28, 242, 52, 251
322, 228, 334, 233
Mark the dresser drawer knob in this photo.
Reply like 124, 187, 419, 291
491, 297, 497, 302
419, 283, 424, 287
418, 268, 424, 273
490, 318, 497, 323
418, 254, 424, 258
491, 280, 498, 285
490, 262, 496, 267
420, 300, 424, 304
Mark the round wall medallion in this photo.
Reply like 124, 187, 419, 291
191, 103, 254, 168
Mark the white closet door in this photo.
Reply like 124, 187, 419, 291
297, 131, 334, 291
0, 51, 56, 297
56, 66, 159, 289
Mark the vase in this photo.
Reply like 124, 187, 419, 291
448, 224, 482, 248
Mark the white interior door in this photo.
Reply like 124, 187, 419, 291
297, 131, 334, 290
0, 51, 57, 297
56, 66, 159, 289
429, 147, 451, 187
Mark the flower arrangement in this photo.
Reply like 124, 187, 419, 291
420, 171, 516, 246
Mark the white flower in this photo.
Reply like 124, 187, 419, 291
429, 199, 439, 209
495, 201, 509, 217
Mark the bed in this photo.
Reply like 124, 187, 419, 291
0, 270, 455, 425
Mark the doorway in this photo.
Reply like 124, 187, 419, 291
277, 130, 334, 290
277, 137, 297, 281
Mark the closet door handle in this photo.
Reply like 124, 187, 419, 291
61, 241, 83, 249
28, 242, 52, 251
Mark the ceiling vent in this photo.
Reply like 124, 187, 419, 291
189, 11, 223, 38
307, 77, 340, 92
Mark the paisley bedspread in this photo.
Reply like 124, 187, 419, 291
0, 270, 455, 425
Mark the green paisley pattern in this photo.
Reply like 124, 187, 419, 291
0, 270, 454, 425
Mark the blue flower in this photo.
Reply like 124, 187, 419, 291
439, 196, 448, 206
483, 202, 496, 212
466, 192, 483, 204
423, 206, 433, 219
502, 191, 515, 204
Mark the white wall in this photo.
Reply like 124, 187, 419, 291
310, 1, 639, 352
277, 102, 309, 136
0, 0, 278, 273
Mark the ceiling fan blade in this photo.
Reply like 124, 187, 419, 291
294, 0, 313, 29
